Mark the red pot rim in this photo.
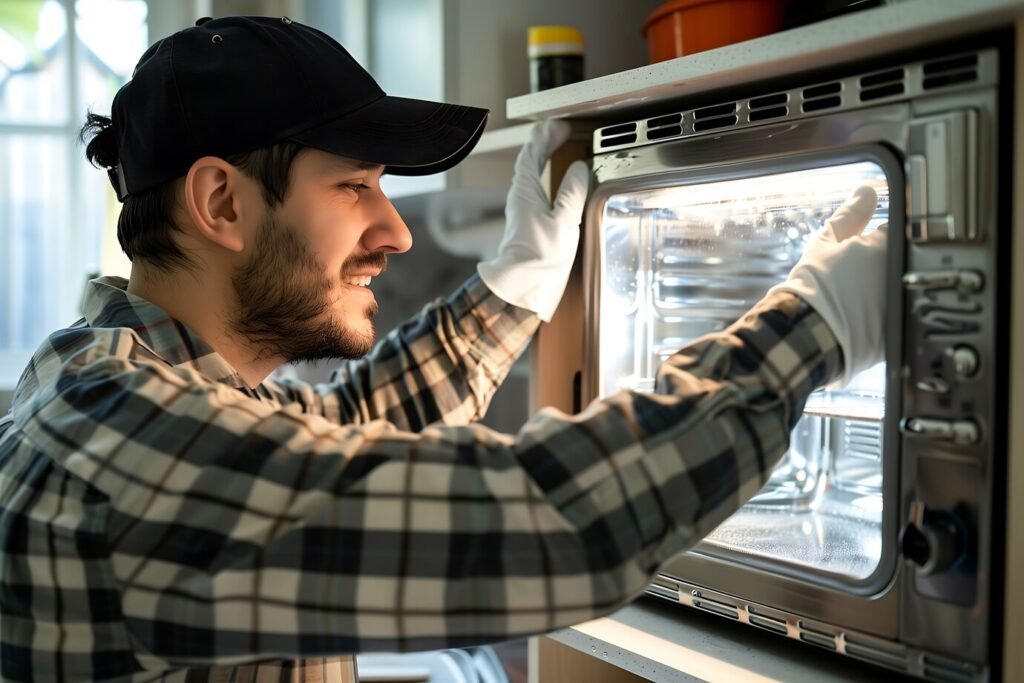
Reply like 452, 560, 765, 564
643, 0, 729, 35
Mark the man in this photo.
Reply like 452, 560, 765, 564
0, 15, 886, 683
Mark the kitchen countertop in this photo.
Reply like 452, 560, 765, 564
506, 0, 1024, 122
549, 597, 917, 683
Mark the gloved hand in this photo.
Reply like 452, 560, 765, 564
768, 186, 887, 388
477, 120, 590, 321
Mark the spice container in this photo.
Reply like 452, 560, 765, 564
528, 26, 584, 92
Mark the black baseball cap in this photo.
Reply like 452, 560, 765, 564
107, 15, 489, 201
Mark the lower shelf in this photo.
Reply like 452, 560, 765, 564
541, 596, 917, 682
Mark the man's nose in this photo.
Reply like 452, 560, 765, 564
365, 194, 413, 254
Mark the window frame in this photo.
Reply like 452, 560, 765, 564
0, 0, 157, 388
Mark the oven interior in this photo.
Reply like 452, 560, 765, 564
597, 161, 891, 582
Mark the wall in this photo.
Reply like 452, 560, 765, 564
443, 0, 664, 194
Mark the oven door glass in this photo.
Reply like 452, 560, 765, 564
597, 161, 889, 581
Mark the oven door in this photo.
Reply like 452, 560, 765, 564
586, 110, 906, 630
582, 87, 998, 672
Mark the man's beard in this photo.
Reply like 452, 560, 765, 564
231, 213, 387, 363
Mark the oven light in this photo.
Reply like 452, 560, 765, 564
619, 162, 889, 213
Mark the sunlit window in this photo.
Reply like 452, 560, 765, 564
0, 0, 146, 386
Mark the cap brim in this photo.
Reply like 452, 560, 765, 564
288, 96, 489, 176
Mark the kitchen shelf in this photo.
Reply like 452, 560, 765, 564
506, 0, 1024, 122
542, 597, 915, 682
471, 122, 534, 158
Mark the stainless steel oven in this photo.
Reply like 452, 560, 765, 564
545, 43, 1008, 682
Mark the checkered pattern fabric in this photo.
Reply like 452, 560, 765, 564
0, 274, 840, 681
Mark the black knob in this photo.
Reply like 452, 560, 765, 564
900, 504, 969, 575
900, 523, 931, 566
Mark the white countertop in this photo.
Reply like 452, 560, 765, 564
506, 0, 1024, 121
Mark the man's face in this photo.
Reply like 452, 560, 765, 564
231, 149, 412, 363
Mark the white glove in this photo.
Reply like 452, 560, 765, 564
768, 186, 887, 388
477, 120, 590, 321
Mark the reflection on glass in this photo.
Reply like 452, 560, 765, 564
598, 162, 889, 581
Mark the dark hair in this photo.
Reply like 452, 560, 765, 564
80, 112, 305, 272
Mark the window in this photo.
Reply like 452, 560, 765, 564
0, 0, 146, 386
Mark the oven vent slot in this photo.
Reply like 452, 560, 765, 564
844, 635, 908, 671
691, 590, 739, 619
797, 621, 837, 650
859, 67, 906, 102
747, 92, 789, 122
921, 654, 981, 683
599, 133, 637, 148
598, 122, 638, 149
646, 113, 684, 141
648, 125, 682, 140
746, 609, 787, 635
693, 102, 739, 132
646, 575, 680, 601
592, 49, 994, 156
801, 81, 842, 113
922, 53, 979, 91
647, 113, 682, 128
601, 122, 636, 136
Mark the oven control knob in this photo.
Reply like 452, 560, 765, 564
915, 377, 950, 394
902, 269, 984, 293
901, 417, 980, 445
900, 502, 968, 575
947, 345, 979, 378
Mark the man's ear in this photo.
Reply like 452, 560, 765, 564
183, 156, 249, 253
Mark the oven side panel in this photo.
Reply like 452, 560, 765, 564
1002, 18, 1024, 682
895, 86, 1002, 670
529, 137, 590, 417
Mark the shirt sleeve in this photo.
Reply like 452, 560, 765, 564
22, 290, 841, 671
263, 274, 539, 431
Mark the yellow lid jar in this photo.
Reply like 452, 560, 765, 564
527, 26, 584, 92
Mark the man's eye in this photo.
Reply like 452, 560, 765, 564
341, 183, 370, 193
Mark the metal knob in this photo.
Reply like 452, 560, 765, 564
902, 269, 984, 293
900, 502, 969, 576
947, 345, 979, 378
901, 417, 980, 445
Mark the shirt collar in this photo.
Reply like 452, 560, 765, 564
82, 276, 248, 389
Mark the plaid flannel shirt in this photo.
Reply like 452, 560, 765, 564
0, 273, 840, 682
